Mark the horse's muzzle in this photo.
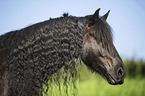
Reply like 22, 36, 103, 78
106, 66, 127, 85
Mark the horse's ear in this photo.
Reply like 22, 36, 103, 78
93, 8, 101, 19
101, 10, 110, 20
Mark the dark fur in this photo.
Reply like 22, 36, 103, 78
0, 9, 126, 96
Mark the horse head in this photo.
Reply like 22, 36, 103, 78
82, 8, 127, 85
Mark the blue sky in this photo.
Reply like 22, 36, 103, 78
0, 0, 145, 60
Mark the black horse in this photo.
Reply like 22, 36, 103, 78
0, 8, 126, 96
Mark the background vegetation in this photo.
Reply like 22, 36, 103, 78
46, 58, 145, 96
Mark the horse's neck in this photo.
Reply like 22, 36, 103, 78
7, 17, 86, 82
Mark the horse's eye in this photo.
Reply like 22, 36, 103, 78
89, 32, 94, 37
88, 23, 94, 27
99, 50, 106, 57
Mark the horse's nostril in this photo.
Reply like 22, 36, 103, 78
118, 68, 123, 77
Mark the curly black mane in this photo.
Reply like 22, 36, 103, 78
0, 15, 88, 96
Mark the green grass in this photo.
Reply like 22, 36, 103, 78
48, 76, 145, 96
77, 75, 145, 96
45, 59, 145, 96
46, 73, 145, 96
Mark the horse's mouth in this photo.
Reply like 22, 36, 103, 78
94, 67, 123, 85
104, 73, 124, 85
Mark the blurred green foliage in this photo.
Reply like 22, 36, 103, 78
124, 58, 145, 78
